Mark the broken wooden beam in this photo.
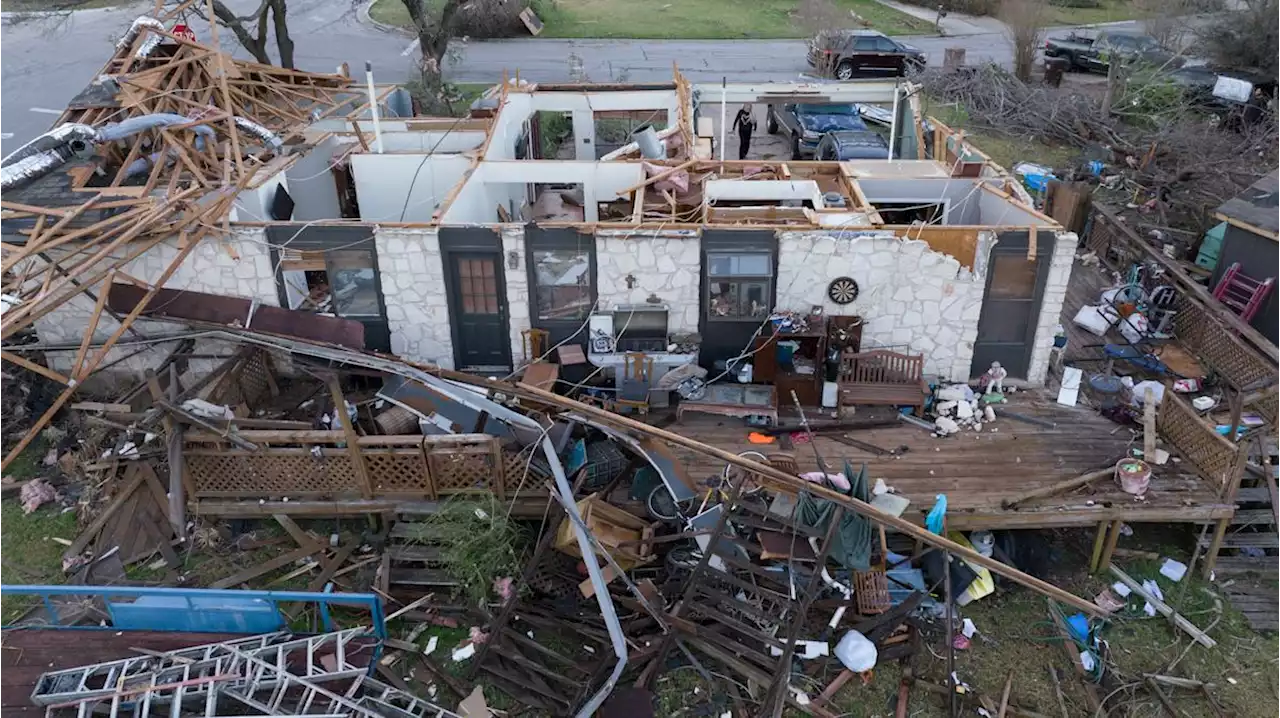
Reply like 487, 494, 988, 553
1110, 566, 1216, 647
1002, 464, 1118, 509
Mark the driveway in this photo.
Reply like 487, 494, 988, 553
0, 0, 1147, 152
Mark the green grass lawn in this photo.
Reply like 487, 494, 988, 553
370, 0, 933, 39
1044, 0, 1147, 27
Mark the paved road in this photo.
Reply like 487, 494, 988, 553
0, 0, 1147, 153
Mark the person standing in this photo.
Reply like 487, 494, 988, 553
732, 105, 756, 160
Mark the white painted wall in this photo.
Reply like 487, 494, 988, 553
595, 229, 702, 333
351, 153, 473, 222
776, 230, 986, 381
1026, 230, 1079, 385
232, 171, 289, 222
858, 177, 983, 226
377, 131, 488, 153
285, 137, 343, 221
443, 161, 644, 225
977, 190, 1055, 227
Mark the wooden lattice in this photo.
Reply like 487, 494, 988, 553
186, 449, 359, 497
1157, 393, 1241, 491
1252, 389, 1279, 430
364, 447, 433, 498
854, 569, 890, 615
210, 350, 275, 410
1173, 298, 1275, 390
424, 434, 505, 498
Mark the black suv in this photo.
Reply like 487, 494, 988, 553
808, 30, 927, 80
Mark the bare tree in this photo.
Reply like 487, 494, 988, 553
168, 0, 296, 68
1000, 0, 1049, 82
1194, 0, 1278, 77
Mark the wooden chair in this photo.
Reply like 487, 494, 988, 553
615, 352, 654, 415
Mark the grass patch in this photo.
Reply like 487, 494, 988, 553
1, 500, 78, 622
1044, 0, 1147, 27
371, 0, 932, 39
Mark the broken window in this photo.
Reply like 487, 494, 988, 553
531, 248, 594, 321
279, 247, 381, 318
707, 252, 772, 320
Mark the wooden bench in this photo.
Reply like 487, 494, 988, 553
837, 350, 928, 416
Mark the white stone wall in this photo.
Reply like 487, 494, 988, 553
776, 231, 986, 381
30, 228, 278, 383
1026, 230, 1079, 385
375, 227, 455, 369
502, 227, 532, 366
595, 230, 702, 333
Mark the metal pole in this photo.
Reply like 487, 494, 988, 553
364, 62, 384, 154
945, 550, 956, 717
719, 77, 727, 163
887, 79, 900, 160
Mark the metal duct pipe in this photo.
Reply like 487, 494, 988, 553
116, 16, 165, 52
632, 124, 664, 160
233, 117, 284, 152
1, 149, 76, 191
97, 113, 215, 143
364, 62, 384, 154
1, 124, 97, 168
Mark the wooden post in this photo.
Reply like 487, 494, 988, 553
166, 364, 186, 539
1088, 521, 1108, 573
1201, 517, 1230, 577
1097, 519, 1123, 573
327, 376, 374, 499
1143, 386, 1157, 460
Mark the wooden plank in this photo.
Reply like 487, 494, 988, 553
1097, 519, 1123, 573
64, 467, 145, 560
1110, 566, 1216, 647
209, 544, 323, 589
306, 543, 357, 592
273, 514, 318, 550
1003, 465, 1118, 509
327, 377, 373, 499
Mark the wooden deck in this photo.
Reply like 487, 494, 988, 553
1, 629, 242, 717
655, 395, 1232, 530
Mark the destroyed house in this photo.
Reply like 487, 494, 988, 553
3, 19, 1277, 717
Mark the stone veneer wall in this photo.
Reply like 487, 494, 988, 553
501, 227, 532, 366
31, 228, 279, 383
375, 227, 454, 368
595, 230, 702, 333
776, 231, 987, 382
1026, 230, 1079, 385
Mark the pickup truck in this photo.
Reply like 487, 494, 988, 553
766, 103, 872, 160
1044, 31, 1182, 73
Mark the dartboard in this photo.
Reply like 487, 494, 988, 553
827, 277, 859, 304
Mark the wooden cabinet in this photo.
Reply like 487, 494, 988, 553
751, 325, 827, 408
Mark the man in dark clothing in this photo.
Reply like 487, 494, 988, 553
732, 105, 756, 160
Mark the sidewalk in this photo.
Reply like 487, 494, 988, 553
871, 0, 1009, 36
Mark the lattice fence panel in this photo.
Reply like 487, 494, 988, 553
1158, 393, 1240, 490
364, 447, 434, 497
1173, 298, 1275, 390
425, 435, 504, 497
210, 350, 275, 409
1253, 390, 1278, 431
186, 449, 360, 497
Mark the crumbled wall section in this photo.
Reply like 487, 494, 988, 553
1026, 230, 1079, 385
375, 227, 455, 369
776, 231, 985, 382
502, 227, 532, 365
596, 231, 702, 333
31, 228, 278, 382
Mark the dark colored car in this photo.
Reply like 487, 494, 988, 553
807, 30, 927, 80
766, 103, 870, 159
814, 130, 891, 160
1044, 31, 1182, 73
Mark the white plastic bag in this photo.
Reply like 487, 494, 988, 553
1118, 312, 1148, 344
1072, 304, 1116, 337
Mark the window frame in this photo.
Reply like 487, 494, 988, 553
705, 250, 775, 322
524, 230, 598, 327
267, 227, 387, 322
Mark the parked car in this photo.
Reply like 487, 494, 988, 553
807, 30, 926, 80
766, 103, 871, 159
814, 130, 891, 160
1044, 31, 1183, 73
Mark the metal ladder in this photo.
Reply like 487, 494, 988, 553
31, 632, 290, 706
357, 677, 464, 718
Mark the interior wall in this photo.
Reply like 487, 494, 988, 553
351, 154, 472, 222
377, 131, 488, 153
977, 189, 1055, 227
442, 161, 644, 225
859, 178, 982, 225
777, 230, 985, 380
284, 136, 343, 220
232, 171, 289, 222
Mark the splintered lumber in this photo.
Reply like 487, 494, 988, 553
1002, 464, 1118, 509
509, 379, 1107, 617
209, 544, 324, 589
1109, 566, 1216, 647
63, 466, 147, 560
615, 159, 697, 196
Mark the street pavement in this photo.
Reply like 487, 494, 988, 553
0, 0, 1147, 153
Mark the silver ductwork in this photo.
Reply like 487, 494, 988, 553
632, 124, 664, 160
98, 113, 215, 144
233, 117, 284, 151
116, 16, 165, 57
1, 123, 97, 168
1, 150, 78, 191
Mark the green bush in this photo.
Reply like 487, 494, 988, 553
1049, 0, 1102, 7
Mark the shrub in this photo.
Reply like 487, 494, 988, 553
452, 0, 529, 39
